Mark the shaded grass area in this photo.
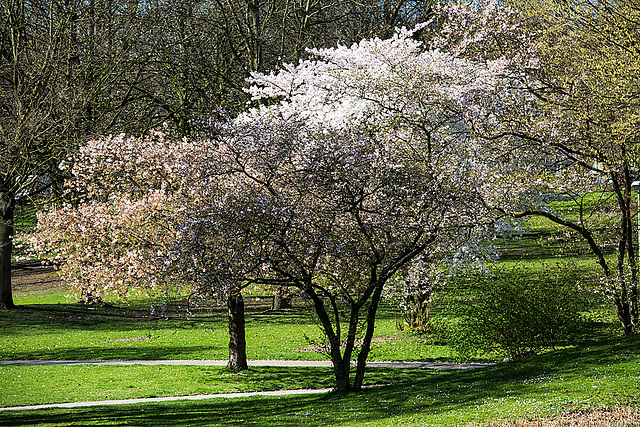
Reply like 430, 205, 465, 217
0, 299, 321, 361
2, 335, 640, 426
0, 292, 463, 363
0, 366, 428, 407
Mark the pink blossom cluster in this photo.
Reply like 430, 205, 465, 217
26, 130, 225, 301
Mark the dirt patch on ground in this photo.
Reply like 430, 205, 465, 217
11, 260, 64, 296
469, 407, 640, 426
295, 335, 403, 353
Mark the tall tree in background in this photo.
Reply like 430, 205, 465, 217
212, 0, 434, 80
432, 0, 640, 335
0, 0, 143, 309
128, 1, 249, 132
516, 0, 640, 335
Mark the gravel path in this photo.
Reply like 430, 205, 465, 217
0, 359, 494, 369
0, 388, 334, 411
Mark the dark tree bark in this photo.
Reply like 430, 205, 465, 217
304, 285, 351, 392
272, 285, 291, 310
353, 281, 384, 390
227, 284, 248, 372
0, 193, 15, 309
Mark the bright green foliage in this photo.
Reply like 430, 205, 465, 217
452, 265, 588, 359
510, 0, 640, 160
503, 0, 640, 335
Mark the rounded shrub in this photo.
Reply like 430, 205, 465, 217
452, 263, 588, 360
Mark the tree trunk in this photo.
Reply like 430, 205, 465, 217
331, 354, 351, 393
246, 0, 262, 72
613, 175, 634, 335
0, 193, 15, 310
613, 291, 633, 336
353, 281, 385, 391
227, 284, 248, 372
622, 171, 639, 325
325, 306, 351, 392
304, 285, 352, 391
272, 286, 291, 310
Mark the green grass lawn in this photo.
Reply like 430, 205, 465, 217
0, 365, 430, 407
3, 197, 638, 425
0, 293, 457, 363
2, 335, 640, 426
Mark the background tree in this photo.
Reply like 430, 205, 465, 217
127, 1, 251, 131
130, 0, 436, 132
432, 0, 640, 335
0, 0, 145, 309
518, 0, 640, 335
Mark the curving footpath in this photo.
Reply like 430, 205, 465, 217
1, 388, 334, 412
0, 359, 494, 411
0, 359, 493, 369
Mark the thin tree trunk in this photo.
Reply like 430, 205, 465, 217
613, 175, 634, 335
305, 285, 351, 391
353, 281, 384, 391
246, 0, 262, 72
325, 309, 350, 392
227, 284, 247, 372
0, 193, 15, 310
272, 285, 291, 310
623, 172, 639, 325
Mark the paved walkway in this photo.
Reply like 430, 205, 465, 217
0, 359, 493, 369
0, 359, 494, 412
1, 388, 334, 412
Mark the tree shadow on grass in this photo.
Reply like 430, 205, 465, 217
3, 335, 640, 426
0, 373, 546, 427
0, 344, 221, 361
1, 300, 319, 332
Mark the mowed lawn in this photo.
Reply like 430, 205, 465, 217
3, 223, 640, 426
1, 334, 640, 426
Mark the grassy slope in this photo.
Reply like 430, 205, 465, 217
0, 365, 428, 407
2, 335, 639, 426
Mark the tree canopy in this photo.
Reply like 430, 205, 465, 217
15, 0, 640, 391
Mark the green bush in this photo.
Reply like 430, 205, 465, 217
451, 264, 588, 360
